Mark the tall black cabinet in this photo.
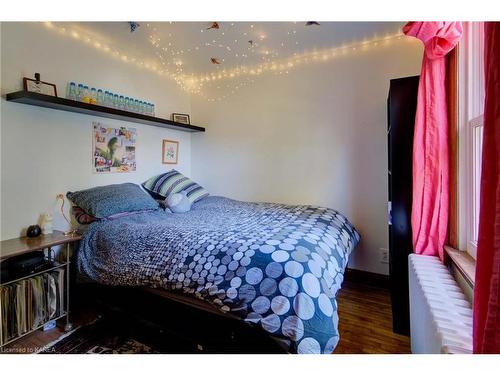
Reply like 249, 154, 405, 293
387, 76, 420, 336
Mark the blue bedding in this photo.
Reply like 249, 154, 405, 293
77, 196, 360, 354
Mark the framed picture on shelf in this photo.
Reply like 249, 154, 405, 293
23, 74, 57, 97
162, 139, 179, 164
172, 113, 190, 124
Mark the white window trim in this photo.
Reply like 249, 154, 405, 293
457, 22, 484, 259
466, 114, 483, 258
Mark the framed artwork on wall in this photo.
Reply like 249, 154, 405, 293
23, 73, 57, 97
162, 140, 179, 164
93, 122, 137, 173
172, 113, 190, 124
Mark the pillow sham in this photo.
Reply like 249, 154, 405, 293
67, 183, 159, 219
142, 170, 209, 204
72, 205, 159, 225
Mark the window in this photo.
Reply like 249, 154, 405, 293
458, 22, 485, 259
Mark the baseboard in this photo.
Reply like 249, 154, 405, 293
344, 268, 390, 289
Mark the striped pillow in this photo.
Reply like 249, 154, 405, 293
142, 170, 209, 204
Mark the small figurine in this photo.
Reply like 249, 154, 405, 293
41, 213, 54, 235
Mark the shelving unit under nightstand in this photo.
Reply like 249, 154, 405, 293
0, 230, 81, 349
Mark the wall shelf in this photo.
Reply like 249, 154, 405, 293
5, 91, 205, 133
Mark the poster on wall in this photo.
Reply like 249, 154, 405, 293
93, 122, 137, 173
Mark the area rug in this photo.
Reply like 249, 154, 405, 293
41, 285, 287, 354
41, 317, 195, 354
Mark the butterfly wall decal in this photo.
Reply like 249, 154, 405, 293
207, 22, 220, 30
128, 22, 140, 33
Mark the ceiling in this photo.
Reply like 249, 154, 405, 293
49, 21, 406, 100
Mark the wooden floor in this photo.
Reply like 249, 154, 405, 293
334, 281, 410, 353
3, 281, 410, 354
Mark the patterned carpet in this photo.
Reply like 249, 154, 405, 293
40, 294, 285, 354
41, 316, 196, 354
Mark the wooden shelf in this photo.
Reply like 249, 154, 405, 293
5, 91, 205, 133
0, 230, 82, 261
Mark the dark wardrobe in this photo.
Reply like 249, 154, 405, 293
387, 75, 420, 336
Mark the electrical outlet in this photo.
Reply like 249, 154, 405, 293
380, 248, 389, 264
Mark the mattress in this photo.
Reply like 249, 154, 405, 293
77, 196, 360, 353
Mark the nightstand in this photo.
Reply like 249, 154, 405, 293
0, 230, 81, 348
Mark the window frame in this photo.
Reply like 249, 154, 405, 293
457, 22, 484, 260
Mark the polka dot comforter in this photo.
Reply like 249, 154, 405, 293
77, 196, 360, 354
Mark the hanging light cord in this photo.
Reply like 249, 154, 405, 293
56, 194, 76, 236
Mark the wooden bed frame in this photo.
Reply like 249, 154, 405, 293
142, 287, 230, 318
73, 281, 287, 353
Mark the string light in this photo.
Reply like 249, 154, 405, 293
43, 22, 411, 102
190, 33, 405, 83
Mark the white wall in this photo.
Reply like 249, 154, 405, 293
1, 23, 423, 274
0, 22, 192, 240
191, 38, 423, 274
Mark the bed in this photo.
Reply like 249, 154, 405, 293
76, 195, 360, 354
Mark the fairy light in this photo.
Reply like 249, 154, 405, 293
191, 32, 409, 101
43, 22, 410, 101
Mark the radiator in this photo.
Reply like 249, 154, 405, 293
408, 254, 473, 354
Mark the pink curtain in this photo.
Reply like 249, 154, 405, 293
473, 22, 500, 354
402, 22, 462, 261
